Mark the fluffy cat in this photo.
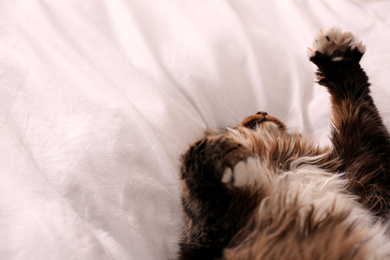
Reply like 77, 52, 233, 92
179, 28, 390, 260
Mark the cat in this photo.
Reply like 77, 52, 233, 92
178, 28, 390, 260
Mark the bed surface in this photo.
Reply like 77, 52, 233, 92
2, 0, 390, 259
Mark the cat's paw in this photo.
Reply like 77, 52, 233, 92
307, 27, 365, 64
221, 157, 261, 187
181, 134, 254, 188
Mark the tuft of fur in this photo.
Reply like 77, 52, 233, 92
179, 28, 390, 260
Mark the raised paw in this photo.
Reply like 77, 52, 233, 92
222, 157, 261, 187
307, 27, 366, 63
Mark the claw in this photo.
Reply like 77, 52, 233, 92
308, 47, 314, 52
340, 36, 345, 44
320, 29, 324, 36
317, 75, 325, 81
357, 41, 366, 53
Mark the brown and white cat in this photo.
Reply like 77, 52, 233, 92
179, 28, 390, 260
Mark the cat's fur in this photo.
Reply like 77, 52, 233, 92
179, 28, 390, 259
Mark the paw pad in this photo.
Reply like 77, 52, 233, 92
307, 27, 366, 61
222, 157, 261, 187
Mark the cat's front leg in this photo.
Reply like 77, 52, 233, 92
308, 27, 390, 216
179, 133, 261, 259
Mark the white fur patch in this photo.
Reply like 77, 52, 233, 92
222, 157, 262, 187
265, 157, 390, 259
224, 126, 390, 258
307, 27, 366, 59
221, 167, 233, 183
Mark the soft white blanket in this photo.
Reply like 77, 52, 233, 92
1, 0, 390, 259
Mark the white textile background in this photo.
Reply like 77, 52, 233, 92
1, 0, 390, 259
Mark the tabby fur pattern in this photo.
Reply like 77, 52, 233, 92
179, 28, 390, 260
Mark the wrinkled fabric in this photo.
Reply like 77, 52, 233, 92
1, 0, 390, 259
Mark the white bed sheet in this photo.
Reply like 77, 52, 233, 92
1, 0, 390, 259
